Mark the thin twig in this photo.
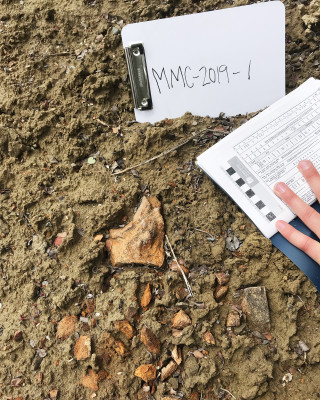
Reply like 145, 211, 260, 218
96, 118, 108, 127
195, 228, 216, 241
296, 294, 306, 310
113, 128, 220, 176
220, 388, 237, 400
165, 234, 193, 298
43, 51, 71, 57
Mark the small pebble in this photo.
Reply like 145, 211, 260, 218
14, 330, 23, 342
112, 26, 120, 35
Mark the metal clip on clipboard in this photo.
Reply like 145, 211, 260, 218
124, 43, 153, 111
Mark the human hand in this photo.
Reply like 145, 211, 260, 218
273, 160, 320, 264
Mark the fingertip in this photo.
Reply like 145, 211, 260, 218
274, 182, 287, 194
298, 159, 313, 171
276, 220, 287, 232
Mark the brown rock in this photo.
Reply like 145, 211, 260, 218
171, 310, 191, 329
13, 330, 23, 342
56, 316, 77, 339
190, 391, 200, 400
172, 329, 183, 338
11, 378, 24, 387
49, 389, 58, 399
203, 331, 215, 345
141, 283, 152, 307
114, 320, 135, 339
114, 340, 127, 356
160, 360, 177, 381
134, 364, 157, 382
241, 286, 270, 332
74, 336, 91, 360
175, 287, 188, 301
96, 332, 115, 366
81, 368, 99, 391
193, 350, 204, 358
169, 260, 189, 275
106, 197, 165, 267
227, 311, 241, 327
214, 285, 228, 301
140, 326, 161, 354
216, 272, 230, 285
37, 372, 43, 384
83, 299, 95, 315
93, 234, 103, 242
171, 345, 182, 365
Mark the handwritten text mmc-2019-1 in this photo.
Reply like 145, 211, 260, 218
151, 61, 252, 94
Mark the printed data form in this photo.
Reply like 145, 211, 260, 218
235, 88, 320, 203
197, 78, 320, 238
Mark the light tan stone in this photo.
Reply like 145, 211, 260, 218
74, 336, 91, 360
171, 310, 191, 329
203, 331, 215, 345
106, 197, 165, 267
227, 311, 241, 327
134, 364, 156, 382
160, 360, 177, 381
114, 320, 135, 339
171, 345, 182, 365
81, 369, 99, 391
241, 286, 270, 332
216, 272, 230, 285
140, 326, 160, 354
141, 283, 152, 307
56, 316, 77, 340
214, 285, 228, 301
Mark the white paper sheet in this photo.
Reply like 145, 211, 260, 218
197, 78, 320, 238
122, 2, 285, 123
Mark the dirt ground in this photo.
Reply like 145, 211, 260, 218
0, 0, 319, 399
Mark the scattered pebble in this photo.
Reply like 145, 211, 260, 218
282, 372, 293, 386
216, 272, 230, 286
161, 360, 177, 381
214, 285, 228, 301
141, 283, 152, 308
295, 340, 310, 355
49, 389, 59, 399
112, 26, 120, 35
56, 316, 77, 340
134, 364, 156, 382
114, 320, 135, 339
140, 325, 161, 354
193, 349, 204, 359
225, 233, 240, 251
171, 310, 192, 329
81, 368, 99, 391
241, 286, 270, 332
14, 330, 23, 342
74, 336, 91, 360
93, 234, 103, 242
203, 331, 215, 345
227, 311, 241, 327
171, 345, 182, 365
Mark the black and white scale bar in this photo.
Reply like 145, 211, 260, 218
223, 162, 277, 222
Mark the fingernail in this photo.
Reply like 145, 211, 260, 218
276, 220, 287, 231
299, 160, 312, 170
274, 182, 287, 194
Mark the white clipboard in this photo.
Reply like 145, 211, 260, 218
122, 2, 285, 123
